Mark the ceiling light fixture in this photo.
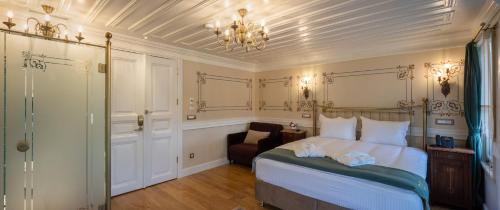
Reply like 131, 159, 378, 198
3, 4, 85, 42
210, 8, 270, 52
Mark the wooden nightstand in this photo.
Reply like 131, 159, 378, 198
281, 129, 307, 144
427, 146, 474, 210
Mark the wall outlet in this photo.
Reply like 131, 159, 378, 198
189, 153, 195, 159
189, 97, 195, 111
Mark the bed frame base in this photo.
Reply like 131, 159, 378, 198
255, 180, 349, 210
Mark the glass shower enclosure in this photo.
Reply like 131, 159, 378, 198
0, 31, 108, 210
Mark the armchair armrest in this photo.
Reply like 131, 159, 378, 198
257, 137, 280, 154
227, 131, 247, 147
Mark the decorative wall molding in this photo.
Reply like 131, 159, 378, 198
22, 51, 73, 71
197, 72, 253, 112
254, 45, 467, 72
425, 60, 464, 116
258, 76, 293, 111
322, 65, 415, 109
179, 158, 229, 177
181, 117, 468, 140
182, 117, 253, 131
255, 117, 313, 128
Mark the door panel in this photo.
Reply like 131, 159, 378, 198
110, 50, 145, 196
1, 32, 106, 210
144, 56, 178, 186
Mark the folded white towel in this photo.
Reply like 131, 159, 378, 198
332, 151, 376, 167
294, 143, 326, 158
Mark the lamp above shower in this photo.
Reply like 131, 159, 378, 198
2, 4, 85, 42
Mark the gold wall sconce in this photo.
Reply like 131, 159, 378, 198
425, 60, 463, 97
3, 10, 15, 30
3, 4, 85, 42
300, 76, 312, 100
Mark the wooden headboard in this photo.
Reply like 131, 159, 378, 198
312, 99, 429, 149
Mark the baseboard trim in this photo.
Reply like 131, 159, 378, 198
180, 158, 229, 177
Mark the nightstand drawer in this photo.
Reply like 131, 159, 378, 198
427, 146, 474, 210
281, 129, 307, 144
431, 150, 466, 161
431, 159, 466, 205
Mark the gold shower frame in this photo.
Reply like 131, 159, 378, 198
0, 28, 113, 210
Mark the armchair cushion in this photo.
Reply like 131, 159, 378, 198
243, 130, 271, 144
249, 122, 284, 142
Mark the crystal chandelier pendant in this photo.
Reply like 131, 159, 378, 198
211, 8, 270, 52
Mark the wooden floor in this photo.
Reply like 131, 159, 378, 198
111, 164, 450, 210
112, 164, 273, 210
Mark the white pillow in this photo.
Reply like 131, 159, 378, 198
360, 116, 410, 146
319, 114, 357, 140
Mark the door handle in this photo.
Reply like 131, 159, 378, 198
16, 140, 30, 152
135, 114, 144, 132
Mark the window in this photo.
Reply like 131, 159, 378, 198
477, 29, 495, 175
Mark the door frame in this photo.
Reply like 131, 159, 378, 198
108, 49, 183, 197
109, 47, 184, 181
176, 58, 184, 178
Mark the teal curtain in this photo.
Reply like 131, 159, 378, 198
463, 41, 483, 206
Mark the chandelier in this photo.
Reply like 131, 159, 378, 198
3, 4, 85, 42
210, 8, 269, 52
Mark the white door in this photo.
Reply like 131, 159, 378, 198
110, 50, 145, 196
143, 56, 178, 186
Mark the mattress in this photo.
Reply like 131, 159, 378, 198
255, 137, 428, 210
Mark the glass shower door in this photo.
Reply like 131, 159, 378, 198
0, 32, 106, 210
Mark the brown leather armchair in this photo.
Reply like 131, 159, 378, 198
227, 122, 284, 166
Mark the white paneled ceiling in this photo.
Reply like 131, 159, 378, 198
0, 0, 487, 68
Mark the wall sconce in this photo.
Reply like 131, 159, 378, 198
425, 61, 463, 98
437, 63, 452, 97
3, 10, 15, 30
300, 76, 312, 100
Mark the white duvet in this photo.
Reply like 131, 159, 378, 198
278, 136, 427, 178
255, 137, 428, 210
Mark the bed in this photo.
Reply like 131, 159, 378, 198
254, 100, 429, 210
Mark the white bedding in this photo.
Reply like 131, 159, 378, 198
255, 137, 428, 210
